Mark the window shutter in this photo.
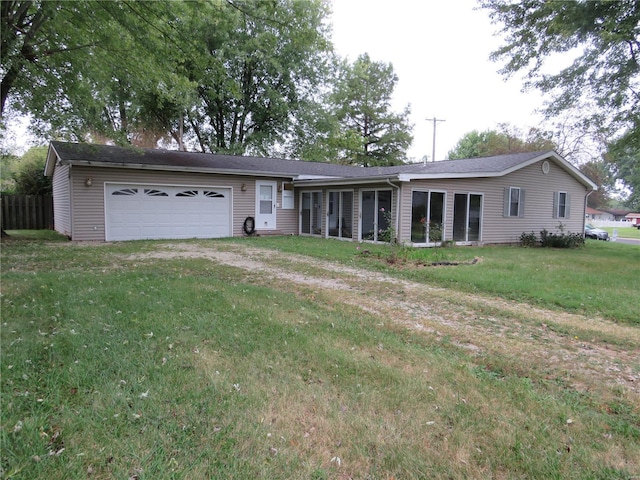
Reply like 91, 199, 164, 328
503, 187, 510, 217
566, 193, 571, 218
519, 189, 525, 217
552, 192, 558, 219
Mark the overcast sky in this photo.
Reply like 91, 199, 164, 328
330, 0, 548, 162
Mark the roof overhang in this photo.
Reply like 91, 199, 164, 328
293, 175, 402, 187
400, 151, 597, 190
46, 157, 302, 180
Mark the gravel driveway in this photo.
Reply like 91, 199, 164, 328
129, 241, 640, 400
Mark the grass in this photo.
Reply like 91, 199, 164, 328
1, 232, 639, 479
228, 235, 640, 325
600, 226, 640, 240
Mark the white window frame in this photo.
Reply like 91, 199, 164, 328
554, 191, 570, 219
505, 186, 525, 218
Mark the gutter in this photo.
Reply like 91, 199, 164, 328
52, 159, 301, 180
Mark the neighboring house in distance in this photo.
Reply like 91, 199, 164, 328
602, 208, 632, 221
586, 207, 615, 221
625, 212, 640, 226
44, 142, 597, 245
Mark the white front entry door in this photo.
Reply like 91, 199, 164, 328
255, 181, 277, 230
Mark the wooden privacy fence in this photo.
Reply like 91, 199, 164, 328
0, 194, 53, 230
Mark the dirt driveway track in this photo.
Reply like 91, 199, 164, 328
129, 241, 639, 400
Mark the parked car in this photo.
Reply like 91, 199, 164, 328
585, 224, 609, 240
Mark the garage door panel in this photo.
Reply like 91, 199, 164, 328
106, 184, 231, 241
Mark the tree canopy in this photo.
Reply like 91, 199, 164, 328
481, 0, 639, 208
481, 0, 639, 146
446, 125, 556, 159
1, 0, 335, 156
328, 54, 413, 166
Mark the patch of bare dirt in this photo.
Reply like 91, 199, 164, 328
125, 242, 639, 399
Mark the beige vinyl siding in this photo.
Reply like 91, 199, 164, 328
52, 163, 71, 237
398, 159, 589, 245
68, 166, 296, 241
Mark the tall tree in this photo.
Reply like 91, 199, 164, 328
480, 0, 640, 165
1, 0, 334, 155
579, 159, 616, 210
447, 124, 556, 159
607, 132, 640, 210
183, 0, 333, 155
328, 54, 413, 166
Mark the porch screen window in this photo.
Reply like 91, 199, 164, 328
361, 190, 392, 241
411, 190, 445, 243
328, 191, 353, 239
453, 193, 483, 242
300, 191, 322, 235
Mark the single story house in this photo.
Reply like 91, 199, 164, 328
44, 141, 597, 245
586, 207, 614, 221
625, 212, 640, 226
602, 208, 632, 221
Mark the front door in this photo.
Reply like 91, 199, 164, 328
255, 181, 277, 230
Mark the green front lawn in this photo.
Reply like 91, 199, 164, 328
229, 235, 640, 325
1, 233, 638, 479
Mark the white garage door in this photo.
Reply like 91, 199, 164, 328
105, 184, 232, 241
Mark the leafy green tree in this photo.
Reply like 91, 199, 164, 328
0, 148, 18, 193
328, 54, 413, 166
12, 146, 50, 195
579, 160, 616, 210
1, 1, 186, 143
183, 0, 333, 155
607, 133, 640, 211
481, 0, 639, 210
447, 125, 556, 159
480, 0, 639, 158
2, 1, 334, 156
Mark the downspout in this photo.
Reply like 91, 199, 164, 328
386, 178, 400, 243
584, 189, 593, 233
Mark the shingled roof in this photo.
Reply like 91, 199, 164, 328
46, 141, 596, 189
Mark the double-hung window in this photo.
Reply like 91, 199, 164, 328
504, 187, 524, 218
554, 191, 570, 219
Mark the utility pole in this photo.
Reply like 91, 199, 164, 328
428, 117, 446, 163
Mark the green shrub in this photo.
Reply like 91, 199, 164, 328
519, 231, 538, 247
539, 228, 585, 248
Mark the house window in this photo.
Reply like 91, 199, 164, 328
176, 190, 198, 197
203, 190, 225, 198
144, 188, 168, 196
453, 193, 483, 242
361, 190, 392, 241
554, 191, 570, 219
300, 191, 323, 235
328, 191, 354, 239
282, 183, 294, 209
504, 187, 525, 218
411, 190, 445, 244
112, 188, 138, 196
